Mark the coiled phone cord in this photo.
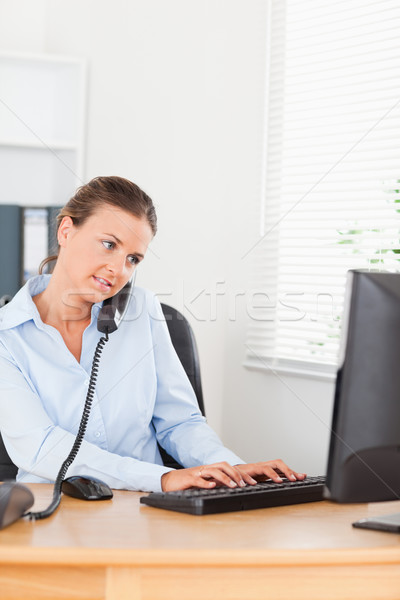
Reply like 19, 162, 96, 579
25, 332, 109, 521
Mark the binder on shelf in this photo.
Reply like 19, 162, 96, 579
0, 205, 22, 304
0, 205, 61, 304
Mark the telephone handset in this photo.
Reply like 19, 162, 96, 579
97, 277, 134, 334
17, 278, 135, 525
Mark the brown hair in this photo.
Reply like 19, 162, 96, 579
40, 176, 157, 273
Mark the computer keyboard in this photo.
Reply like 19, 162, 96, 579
140, 475, 326, 515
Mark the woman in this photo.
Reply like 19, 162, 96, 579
0, 176, 305, 492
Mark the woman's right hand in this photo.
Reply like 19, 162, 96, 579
161, 462, 258, 492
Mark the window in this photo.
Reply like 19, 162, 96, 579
245, 0, 400, 378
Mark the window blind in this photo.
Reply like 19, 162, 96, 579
245, 0, 400, 378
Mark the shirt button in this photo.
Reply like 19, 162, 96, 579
94, 432, 101, 438
84, 380, 89, 386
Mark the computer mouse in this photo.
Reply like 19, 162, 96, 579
61, 475, 113, 501
0, 482, 34, 529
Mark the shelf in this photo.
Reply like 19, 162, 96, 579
0, 50, 86, 66
0, 146, 80, 206
0, 139, 79, 151
0, 52, 86, 155
0, 52, 87, 207
0, 51, 87, 300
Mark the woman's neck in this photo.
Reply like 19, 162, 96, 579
33, 274, 93, 363
33, 272, 93, 333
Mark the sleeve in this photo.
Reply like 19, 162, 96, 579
0, 340, 172, 492
149, 295, 244, 468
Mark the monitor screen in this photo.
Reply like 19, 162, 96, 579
324, 270, 400, 503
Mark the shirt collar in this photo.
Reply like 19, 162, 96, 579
0, 275, 102, 331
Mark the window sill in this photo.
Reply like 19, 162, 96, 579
243, 356, 337, 382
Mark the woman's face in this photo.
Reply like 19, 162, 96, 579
57, 204, 153, 304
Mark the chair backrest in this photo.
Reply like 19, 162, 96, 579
157, 304, 205, 469
0, 303, 205, 479
160, 303, 205, 416
0, 436, 17, 481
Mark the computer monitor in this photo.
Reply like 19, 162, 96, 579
324, 269, 400, 503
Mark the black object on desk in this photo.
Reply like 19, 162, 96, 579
353, 513, 400, 534
0, 482, 34, 529
61, 476, 113, 501
140, 476, 326, 515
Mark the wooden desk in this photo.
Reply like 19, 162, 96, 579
0, 484, 399, 600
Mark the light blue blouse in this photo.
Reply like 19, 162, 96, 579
0, 275, 242, 492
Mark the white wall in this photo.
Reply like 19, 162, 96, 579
0, 0, 335, 475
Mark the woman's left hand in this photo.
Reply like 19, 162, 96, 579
235, 459, 306, 484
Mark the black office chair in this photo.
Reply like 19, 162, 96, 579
160, 303, 204, 416
0, 303, 204, 479
0, 437, 17, 481
158, 303, 205, 468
